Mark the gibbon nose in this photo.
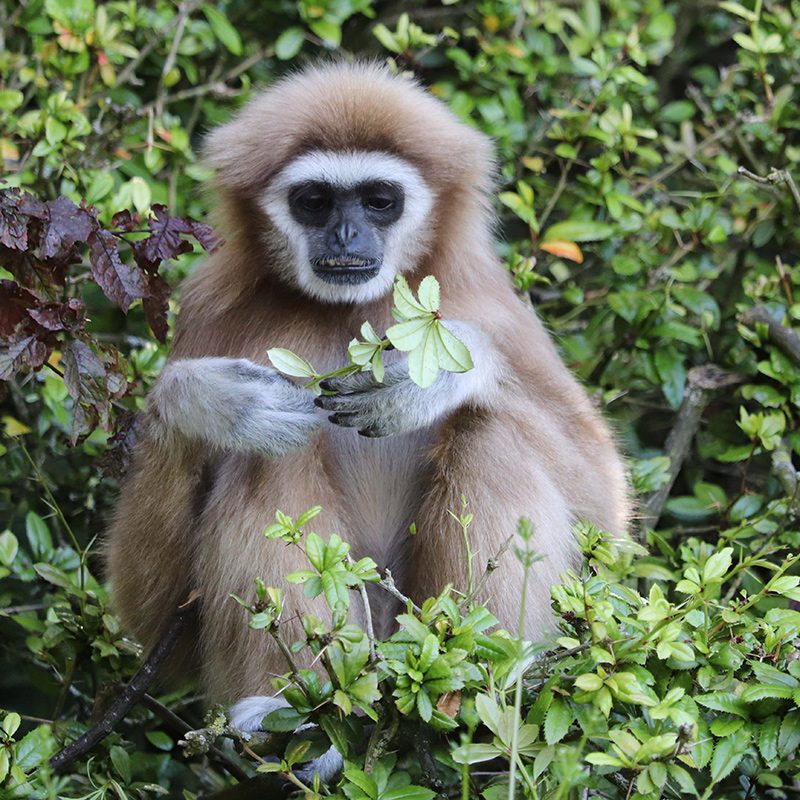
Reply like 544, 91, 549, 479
334, 221, 358, 246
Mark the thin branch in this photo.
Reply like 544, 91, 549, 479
741, 305, 800, 367
640, 365, 743, 534
463, 535, 514, 607
139, 693, 251, 782
49, 592, 201, 772
633, 118, 740, 198
101, 0, 204, 99
155, 0, 194, 118
378, 569, 421, 614
348, 555, 376, 662
268, 624, 310, 695
141, 48, 267, 114
538, 157, 574, 230
770, 441, 800, 517
738, 166, 800, 214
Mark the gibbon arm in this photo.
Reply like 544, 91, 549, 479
105, 356, 319, 660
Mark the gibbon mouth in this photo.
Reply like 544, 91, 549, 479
312, 257, 381, 285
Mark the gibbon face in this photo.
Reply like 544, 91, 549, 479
261, 151, 435, 304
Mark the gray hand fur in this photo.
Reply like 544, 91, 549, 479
150, 357, 319, 455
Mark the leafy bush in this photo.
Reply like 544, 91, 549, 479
1, 0, 800, 797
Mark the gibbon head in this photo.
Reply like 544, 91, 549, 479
204, 62, 494, 305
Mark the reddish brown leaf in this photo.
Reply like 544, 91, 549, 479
36, 196, 97, 259
137, 204, 196, 267
436, 691, 461, 718
0, 281, 39, 337
0, 189, 31, 251
142, 274, 171, 343
0, 335, 49, 380
61, 339, 105, 401
186, 219, 220, 252
111, 209, 142, 231
28, 298, 86, 332
88, 228, 146, 311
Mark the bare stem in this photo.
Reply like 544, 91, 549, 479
49, 592, 201, 772
463, 535, 514, 607
741, 305, 800, 368
378, 569, 422, 614
738, 166, 800, 214
640, 365, 742, 534
348, 556, 376, 662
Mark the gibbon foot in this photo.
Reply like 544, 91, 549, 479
229, 695, 343, 785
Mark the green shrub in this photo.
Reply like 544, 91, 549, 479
1, 0, 799, 796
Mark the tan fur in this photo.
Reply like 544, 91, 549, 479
105, 62, 629, 703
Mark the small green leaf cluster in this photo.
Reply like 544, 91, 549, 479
268, 275, 474, 391
199, 509, 800, 800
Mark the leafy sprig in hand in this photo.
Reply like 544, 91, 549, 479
267, 275, 473, 392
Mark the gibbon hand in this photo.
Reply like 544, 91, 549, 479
149, 357, 319, 455
315, 321, 497, 437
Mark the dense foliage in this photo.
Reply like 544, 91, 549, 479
1, 0, 799, 797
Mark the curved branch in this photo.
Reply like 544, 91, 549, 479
49, 592, 201, 773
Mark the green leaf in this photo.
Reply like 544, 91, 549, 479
392, 275, 427, 319
371, 349, 385, 383
696, 692, 749, 718
343, 767, 378, 798
416, 689, 433, 721
451, 742, 501, 764
758, 717, 781, 763
703, 547, 733, 582
417, 275, 440, 312
203, 5, 243, 54
309, 19, 341, 46
543, 219, 614, 242
261, 706, 309, 732
710, 729, 750, 783
3, 712, 21, 737
275, 27, 305, 60
407, 324, 440, 388
778, 710, 800, 757
0, 89, 23, 111
109, 745, 131, 783
296, 506, 322, 528
15, 725, 56, 770
268, 348, 316, 378
145, 730, 173, 751
305, 532, 325, 570
719, 0, 758, 21
585, 752, 623, 766
0, 530, 18, 566
26, 512, 52, 559
435, 323, 474, 373
383, 786, 436, 800
474, 694, 503, 738
349, 673, 380, 707
386, 317, 432, 351
34, 562, 76, 590
544, 697, 572, 744
45, 117, 67, 145
418, 634, 439, 672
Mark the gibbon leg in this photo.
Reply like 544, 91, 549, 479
408, 411, 579, 638
104, 425, 207, 676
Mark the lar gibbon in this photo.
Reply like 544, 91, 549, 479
106, 61, 629, 738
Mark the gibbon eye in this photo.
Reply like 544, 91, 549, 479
365, 195, 394, 211
300, 192, 329, 213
